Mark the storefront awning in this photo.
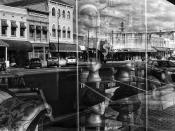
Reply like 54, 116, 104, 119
152, 47, 170, 52
31, 43, 49, 47
0, 39, 8, 47
116, 48, 156, 53
49, 42, 81, 52
2, 40, 32, 52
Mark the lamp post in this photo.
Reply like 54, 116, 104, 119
57, 11, 60, 57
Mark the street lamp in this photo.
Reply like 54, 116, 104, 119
57, 11, 60, 56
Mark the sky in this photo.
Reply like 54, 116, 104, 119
74, 0, 175, 36
1, 0, 175, 36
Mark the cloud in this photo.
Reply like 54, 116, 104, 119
74, 0, 175, 35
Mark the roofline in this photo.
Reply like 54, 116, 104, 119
49, 0, 74, 8
26, 7, 49, 15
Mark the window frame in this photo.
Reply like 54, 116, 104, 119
52, 7, 56, 16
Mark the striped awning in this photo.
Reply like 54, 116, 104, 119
152, 47, 170, 52
116, 48, 156, 53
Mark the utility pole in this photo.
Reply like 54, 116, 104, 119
96, 16, 98, 61
57, 12, 60, 57
112, 30, 114, 61
88, 29, 89, 62
120, 21, 124, 32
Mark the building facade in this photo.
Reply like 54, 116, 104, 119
27, 8, 49, 62
110, 32, 175, 60
0, 5, 30, 67
6, 0, 75, 59
48, 0, 74, 58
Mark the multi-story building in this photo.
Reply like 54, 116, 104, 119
6, 0, 75, 59
48, 0, 75, 58
0, 5, 30, 67
26, 8, 49, 63
109, 32, 175, 60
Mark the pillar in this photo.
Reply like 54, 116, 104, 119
33, 45, 35, 58
5, 47, 7, 61
43, 46, 46, 61
5, 46, 9, 68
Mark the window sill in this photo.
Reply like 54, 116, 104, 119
1, 34, 7, 36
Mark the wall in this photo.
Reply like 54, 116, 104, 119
48, 1, 73, 44
0, 5, 27, 41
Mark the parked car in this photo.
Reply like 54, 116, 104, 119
29, 58, 42, 69
66, 56, 77, 65
59, 58, 67, 66
0, 74, 52, 131
168, 56, 175, 63
47, 57, 59, 67
143, 59, 175, 90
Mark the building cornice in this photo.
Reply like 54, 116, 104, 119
26, 8, 49, 15
49, 0, 74, 8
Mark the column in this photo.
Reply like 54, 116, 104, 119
5, 47, 7, 61
33, 45, 35, 58
5, 47, 9, 68
43, 46, 46, 61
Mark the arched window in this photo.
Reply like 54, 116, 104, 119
62, 10, 65, 18
52, 7, 55, 16
67, 27, 71, 38
58, 9, 61, 18
62, 26, 66, 38
52, 24, 56, 37
67, 11, 70, 19
58, 25, 61, 38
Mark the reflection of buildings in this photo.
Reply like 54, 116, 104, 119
26, 8, 49, 62
6, 0, 75, 59
110, 32, 175, 60
48, 0, 74, 57
0, 5, 29, 67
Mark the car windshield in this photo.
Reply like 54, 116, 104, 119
158, 61, 175, 67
